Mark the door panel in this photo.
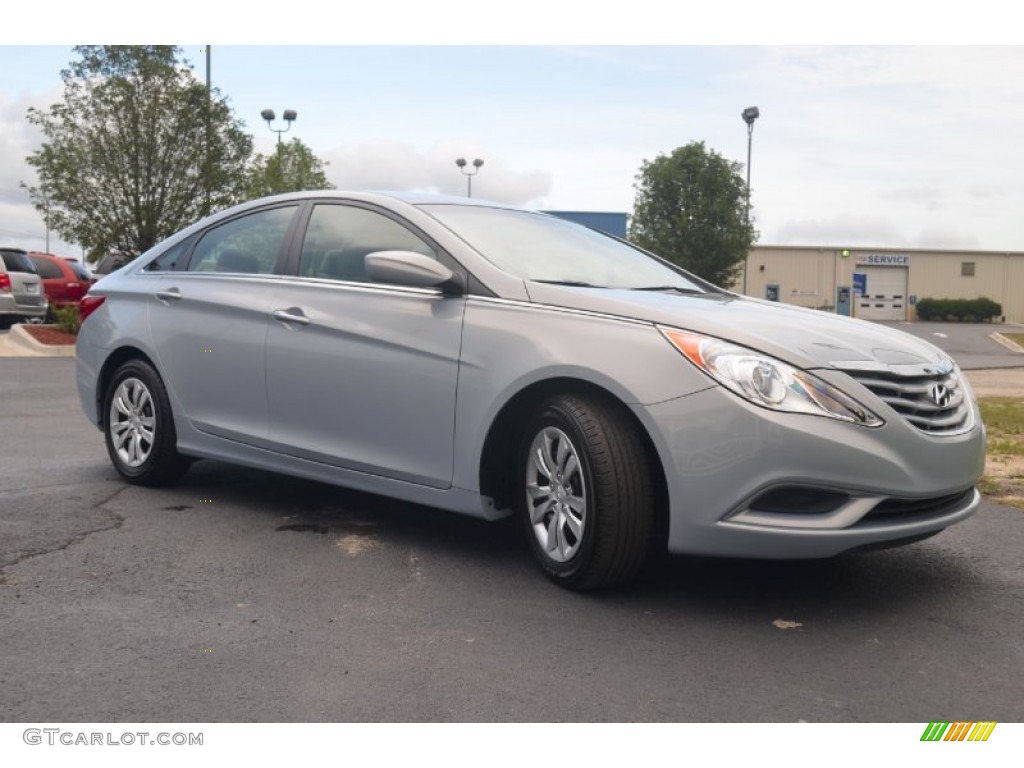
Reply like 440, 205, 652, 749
265, 281, 464, 488
265, 202, 464, 488
148, 274, 276, 443
146, 204, 298, 444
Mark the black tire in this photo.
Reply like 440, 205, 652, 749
517, 393, 654, 590
102, 359, 191, 486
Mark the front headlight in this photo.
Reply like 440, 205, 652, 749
660, 327, 884, 427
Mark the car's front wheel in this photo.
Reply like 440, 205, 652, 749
103, 359, 191, 486
518, 393, 654, 590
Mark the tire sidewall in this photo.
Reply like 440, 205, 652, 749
103, 360, 175, 482
518, 399, 600, 583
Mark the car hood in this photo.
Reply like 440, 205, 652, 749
523, 283, 948, 371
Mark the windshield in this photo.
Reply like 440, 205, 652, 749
419, 205, 712, 292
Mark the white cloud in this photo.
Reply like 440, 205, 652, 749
968, 184, 1006, 200
775, 213, 909, 247
913, 226, 980, 250
322, 139, 552, 205
0, 90, 47, 197
0, 86, 78, 252
774, 212, 982, 251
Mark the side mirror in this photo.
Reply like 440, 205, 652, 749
364, 251, 465, 295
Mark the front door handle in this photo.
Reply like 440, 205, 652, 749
272, 309, 311, 326
155, 287, 182, 302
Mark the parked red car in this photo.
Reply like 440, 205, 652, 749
28, 252, 92, 310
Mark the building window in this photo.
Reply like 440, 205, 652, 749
961, 261, 975, 277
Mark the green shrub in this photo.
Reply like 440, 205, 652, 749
915, 297, 1002, 322
51, 304, 81, 335
915, 298, 939, 320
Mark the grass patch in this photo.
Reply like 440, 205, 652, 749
989, 439, 1024, 457
979, 396, 1024, 509
979, 397, 1024, 435
1001, 332, 1024, 349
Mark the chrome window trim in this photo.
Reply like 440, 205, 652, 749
148, 271, 289, 285
466, 295, 654, 327
149, 270, 447, 298
272, 273, 446, 298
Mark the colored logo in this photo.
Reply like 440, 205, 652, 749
921, 722, 997, 742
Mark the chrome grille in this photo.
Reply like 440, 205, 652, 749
842, 367, 970, 434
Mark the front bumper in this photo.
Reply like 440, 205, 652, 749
635, 384, 986, 559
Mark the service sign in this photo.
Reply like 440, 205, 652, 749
855, 254, 909, 266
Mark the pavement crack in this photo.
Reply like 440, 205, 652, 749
277, 523, 329, 534
0, 479, 119, 495
0, 486, 129, 579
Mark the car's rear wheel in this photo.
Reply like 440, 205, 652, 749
518, 393, 654, 590
103, 359, 190, 486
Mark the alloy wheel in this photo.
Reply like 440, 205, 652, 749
525, 426, 588, 562
108, 377, 156, 468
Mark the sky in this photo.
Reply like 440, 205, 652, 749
1, 10, 1021, 258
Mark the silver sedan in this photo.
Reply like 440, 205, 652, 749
76, 192, 986, 589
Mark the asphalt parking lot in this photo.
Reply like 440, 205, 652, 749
1, 357, 1022, 723
875, 320, 1024, 369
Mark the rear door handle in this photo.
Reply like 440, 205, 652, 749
272, 309, 311, 326
155, 287, 182, 302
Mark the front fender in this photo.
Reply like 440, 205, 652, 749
451, 298, 712, 492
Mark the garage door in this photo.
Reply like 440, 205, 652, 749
856, 266, 907, 321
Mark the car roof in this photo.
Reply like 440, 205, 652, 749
224, 189, 525, 212
125, 191, 543, 271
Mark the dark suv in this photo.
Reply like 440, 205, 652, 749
0, 248, 48, 327
91, 251, 136, 278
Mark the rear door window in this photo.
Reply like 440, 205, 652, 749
188, 206, 297, 274
1, 251, 39, 274
30, 256, 65, 279
146, 239, 192, 272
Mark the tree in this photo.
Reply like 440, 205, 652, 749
629, 141, 757, 287
24, 46, 253, 257
244, 138, 334, 199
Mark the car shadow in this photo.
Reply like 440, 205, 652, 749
153, 459, 982, 624
163, 458, 525, 559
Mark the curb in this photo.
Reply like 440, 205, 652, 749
9, 324, 76, 357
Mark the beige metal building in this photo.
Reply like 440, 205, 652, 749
738, 245, 1024, 323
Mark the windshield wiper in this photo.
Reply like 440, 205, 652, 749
630, 285, 705, 294
533, 279, 602, 288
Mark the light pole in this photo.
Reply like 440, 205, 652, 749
455, 158, 484, 197
261, 109, 298, 146
741, 105, 759, 295
203, 45, 211, 217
